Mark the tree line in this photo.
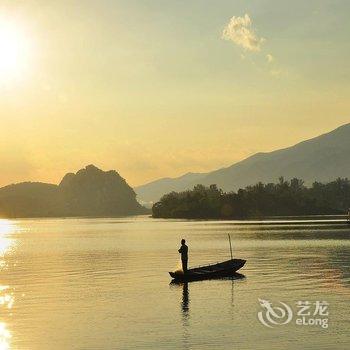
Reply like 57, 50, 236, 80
152, 177, 350, 219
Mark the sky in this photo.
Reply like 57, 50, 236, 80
0, 0, 349, 187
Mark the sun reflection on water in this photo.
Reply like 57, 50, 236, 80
0, 287, 13, 350
0, 289, 13, 350
0, 322, 11, 350
0, 287, 12, 350
0, 219, 17, 256
0, 220, 16, 350
0, 287, 14, 309
0, 220, 14, 235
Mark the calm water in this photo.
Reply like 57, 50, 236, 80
0, 216, 349, 350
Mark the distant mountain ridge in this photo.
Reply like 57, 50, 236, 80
135, 172, 205, 206
135, 123, 350, 203
0, 165, 147, 218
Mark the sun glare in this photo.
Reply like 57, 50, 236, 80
0, 220, 15, 256
0, 220, 14, 236
0, 18, 32, 84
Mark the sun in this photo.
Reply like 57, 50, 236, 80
0, 18, 32, 83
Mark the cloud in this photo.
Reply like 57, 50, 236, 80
222, 15, 283, 77
222, 14, 264, 52
266, 54, 274, 63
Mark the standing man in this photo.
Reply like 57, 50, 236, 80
178, 239, 188, 273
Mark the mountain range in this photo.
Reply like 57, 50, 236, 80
0, 165, 147, 218
135, 123, 350, 203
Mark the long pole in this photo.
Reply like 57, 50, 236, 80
228, 233, 233, 260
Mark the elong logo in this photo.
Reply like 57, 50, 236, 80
257, 299, 329, 329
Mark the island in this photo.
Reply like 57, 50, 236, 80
0, 165, 148, 218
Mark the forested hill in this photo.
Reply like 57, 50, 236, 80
0, 165, 148, 218
152, 178, 350, 219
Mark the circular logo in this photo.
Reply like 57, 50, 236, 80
258, 298, 293, 328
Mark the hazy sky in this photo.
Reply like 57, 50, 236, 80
0, 0, 349, 187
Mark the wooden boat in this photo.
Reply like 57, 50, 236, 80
169, 258, 246, 282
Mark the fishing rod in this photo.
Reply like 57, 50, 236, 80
228, 233, 233, 260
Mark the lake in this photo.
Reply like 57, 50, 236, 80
0, 216, 349, 349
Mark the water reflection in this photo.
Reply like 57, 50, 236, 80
176, 282, 190, 350
0, 220, 14, 235
0, 220, 16, 350
170, 281, 191, 348
181, 283, 189, 316
0, 322, 11, 350
170, 281, 190, 321
171, 275, 246, 320
0, 220, 16, 256
0, 285, 14, 350
170, 274, 246, 350
0, 286, 14, 310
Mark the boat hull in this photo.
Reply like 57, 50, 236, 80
169, 258, 246, 282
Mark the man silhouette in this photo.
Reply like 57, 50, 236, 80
178, 239, 188, 273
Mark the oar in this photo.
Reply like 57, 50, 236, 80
228, 233, 233, 260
